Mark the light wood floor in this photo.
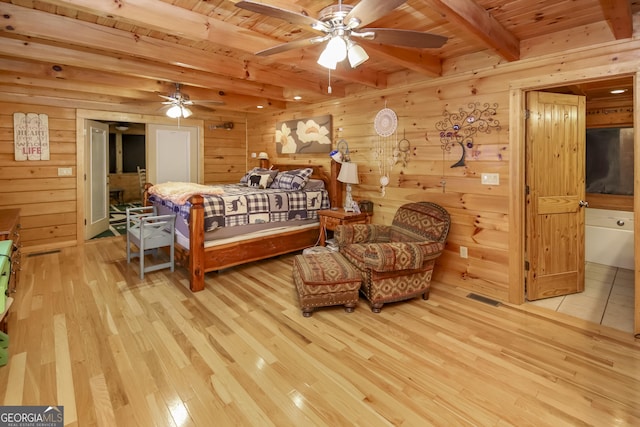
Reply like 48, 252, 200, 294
1, 237, 639, 426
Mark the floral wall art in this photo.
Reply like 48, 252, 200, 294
275, 115, 332, 154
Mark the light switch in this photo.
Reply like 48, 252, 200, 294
58, 167, 72, 176
460, 246, 468, 258
481, 173, 499, 185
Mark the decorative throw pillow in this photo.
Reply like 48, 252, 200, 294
304, 178, 326, 191
247, 172, 275, 189
271, 167, 313, 190
240, 167, 278, 185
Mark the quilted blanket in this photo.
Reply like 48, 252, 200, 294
149, 183, 330, 232
148, 181, 225, 204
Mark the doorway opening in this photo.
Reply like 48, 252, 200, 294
105, 122, 146, 205
522, 76, 635, 334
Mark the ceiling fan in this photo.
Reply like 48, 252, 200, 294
157, 83, 224, 118
235, 0, 448, 69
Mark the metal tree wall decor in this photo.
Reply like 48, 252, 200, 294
434, 102, 501, 191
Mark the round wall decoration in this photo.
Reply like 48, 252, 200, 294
374, 108, 398, 137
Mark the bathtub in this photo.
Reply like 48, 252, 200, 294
585, 208, 634, 270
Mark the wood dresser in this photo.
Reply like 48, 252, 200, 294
0, 209, 20, 332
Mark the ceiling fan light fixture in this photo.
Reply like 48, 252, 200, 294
317, 48, 338, 69
181, 106, 193, 118
318, 36, 347, 69
166, 104, 182, 118
347, 42, 369, 68
327, 36, 347, 61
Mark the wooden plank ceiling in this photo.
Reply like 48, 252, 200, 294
0, 0, 636, 116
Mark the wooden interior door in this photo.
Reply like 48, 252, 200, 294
525, 91, 586, 300
84, 120, 110, 239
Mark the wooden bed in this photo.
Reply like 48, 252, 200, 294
145, 161, 342, 292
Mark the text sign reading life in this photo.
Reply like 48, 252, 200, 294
13, 112, 50, 161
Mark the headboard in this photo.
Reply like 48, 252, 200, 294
262, 160, 342, 208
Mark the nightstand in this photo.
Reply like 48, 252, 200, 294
318, 209, 371, 246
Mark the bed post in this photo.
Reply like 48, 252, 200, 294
188, 194, 205, 292
142, 183, 153, 206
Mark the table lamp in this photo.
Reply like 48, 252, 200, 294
337, 162, 359, 212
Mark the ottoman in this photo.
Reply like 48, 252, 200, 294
293, 252, 362, 317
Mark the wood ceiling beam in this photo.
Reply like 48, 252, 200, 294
38, 0, 276, 53
0, 35, 289, 102
0, 85, 211, 116
419, 0, 520, 61
598, 0, 633, 39
0, 3, 343, 99
0, 62, 287, 111
361, 44, 442, 77
32, 0, 381, 91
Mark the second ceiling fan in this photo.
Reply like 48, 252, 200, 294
236, 0, 447, 69
158, 83, 224, 118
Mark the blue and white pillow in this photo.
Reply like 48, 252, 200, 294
271, 168, 313, 190
247, 172, 275, 189
240, 167, 278, 186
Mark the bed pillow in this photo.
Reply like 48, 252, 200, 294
240, 167, 278, 185
271, 167, 313, 190
247, 171, 276, 189
304, 178, 325, 191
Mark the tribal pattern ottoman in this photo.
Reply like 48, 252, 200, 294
293, 252, 362, 317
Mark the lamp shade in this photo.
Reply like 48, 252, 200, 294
181, 106, 193, 118
166, 105, 182, 118
257, 152, 269, 160
347, 43, 369, 68
337, 162, 359, 184
326, 36, 347, 62
318, 36, 348, 69
317, 48, 338, 70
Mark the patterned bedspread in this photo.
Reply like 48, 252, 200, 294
149, 183, 330, 232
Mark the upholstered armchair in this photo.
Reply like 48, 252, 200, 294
335, 202, 450, 313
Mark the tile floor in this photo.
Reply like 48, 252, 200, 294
527, 262, 635, 333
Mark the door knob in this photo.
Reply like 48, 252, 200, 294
579, 200, 589, 208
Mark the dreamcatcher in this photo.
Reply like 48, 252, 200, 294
393, 129, 411, 167
374, 104, 398, 196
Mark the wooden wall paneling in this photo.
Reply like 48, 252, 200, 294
204, 117, 247, 184
108, 173, 139, 203
0, 103, 77, 252
246, 38, 640, 310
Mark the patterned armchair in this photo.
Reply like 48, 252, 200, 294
335, 202, 450, 313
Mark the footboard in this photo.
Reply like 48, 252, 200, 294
184, 194, 320, 292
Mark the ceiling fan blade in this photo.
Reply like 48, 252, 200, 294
157, 94, 176, 102
235, 1, 327, 30
364, 28, 447, 48
345, 0, 408, 28
191, 104, 218, 112
256, 37, 326, 56
192, 100, 225, 105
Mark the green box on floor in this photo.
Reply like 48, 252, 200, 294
0, 240, 11, 314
